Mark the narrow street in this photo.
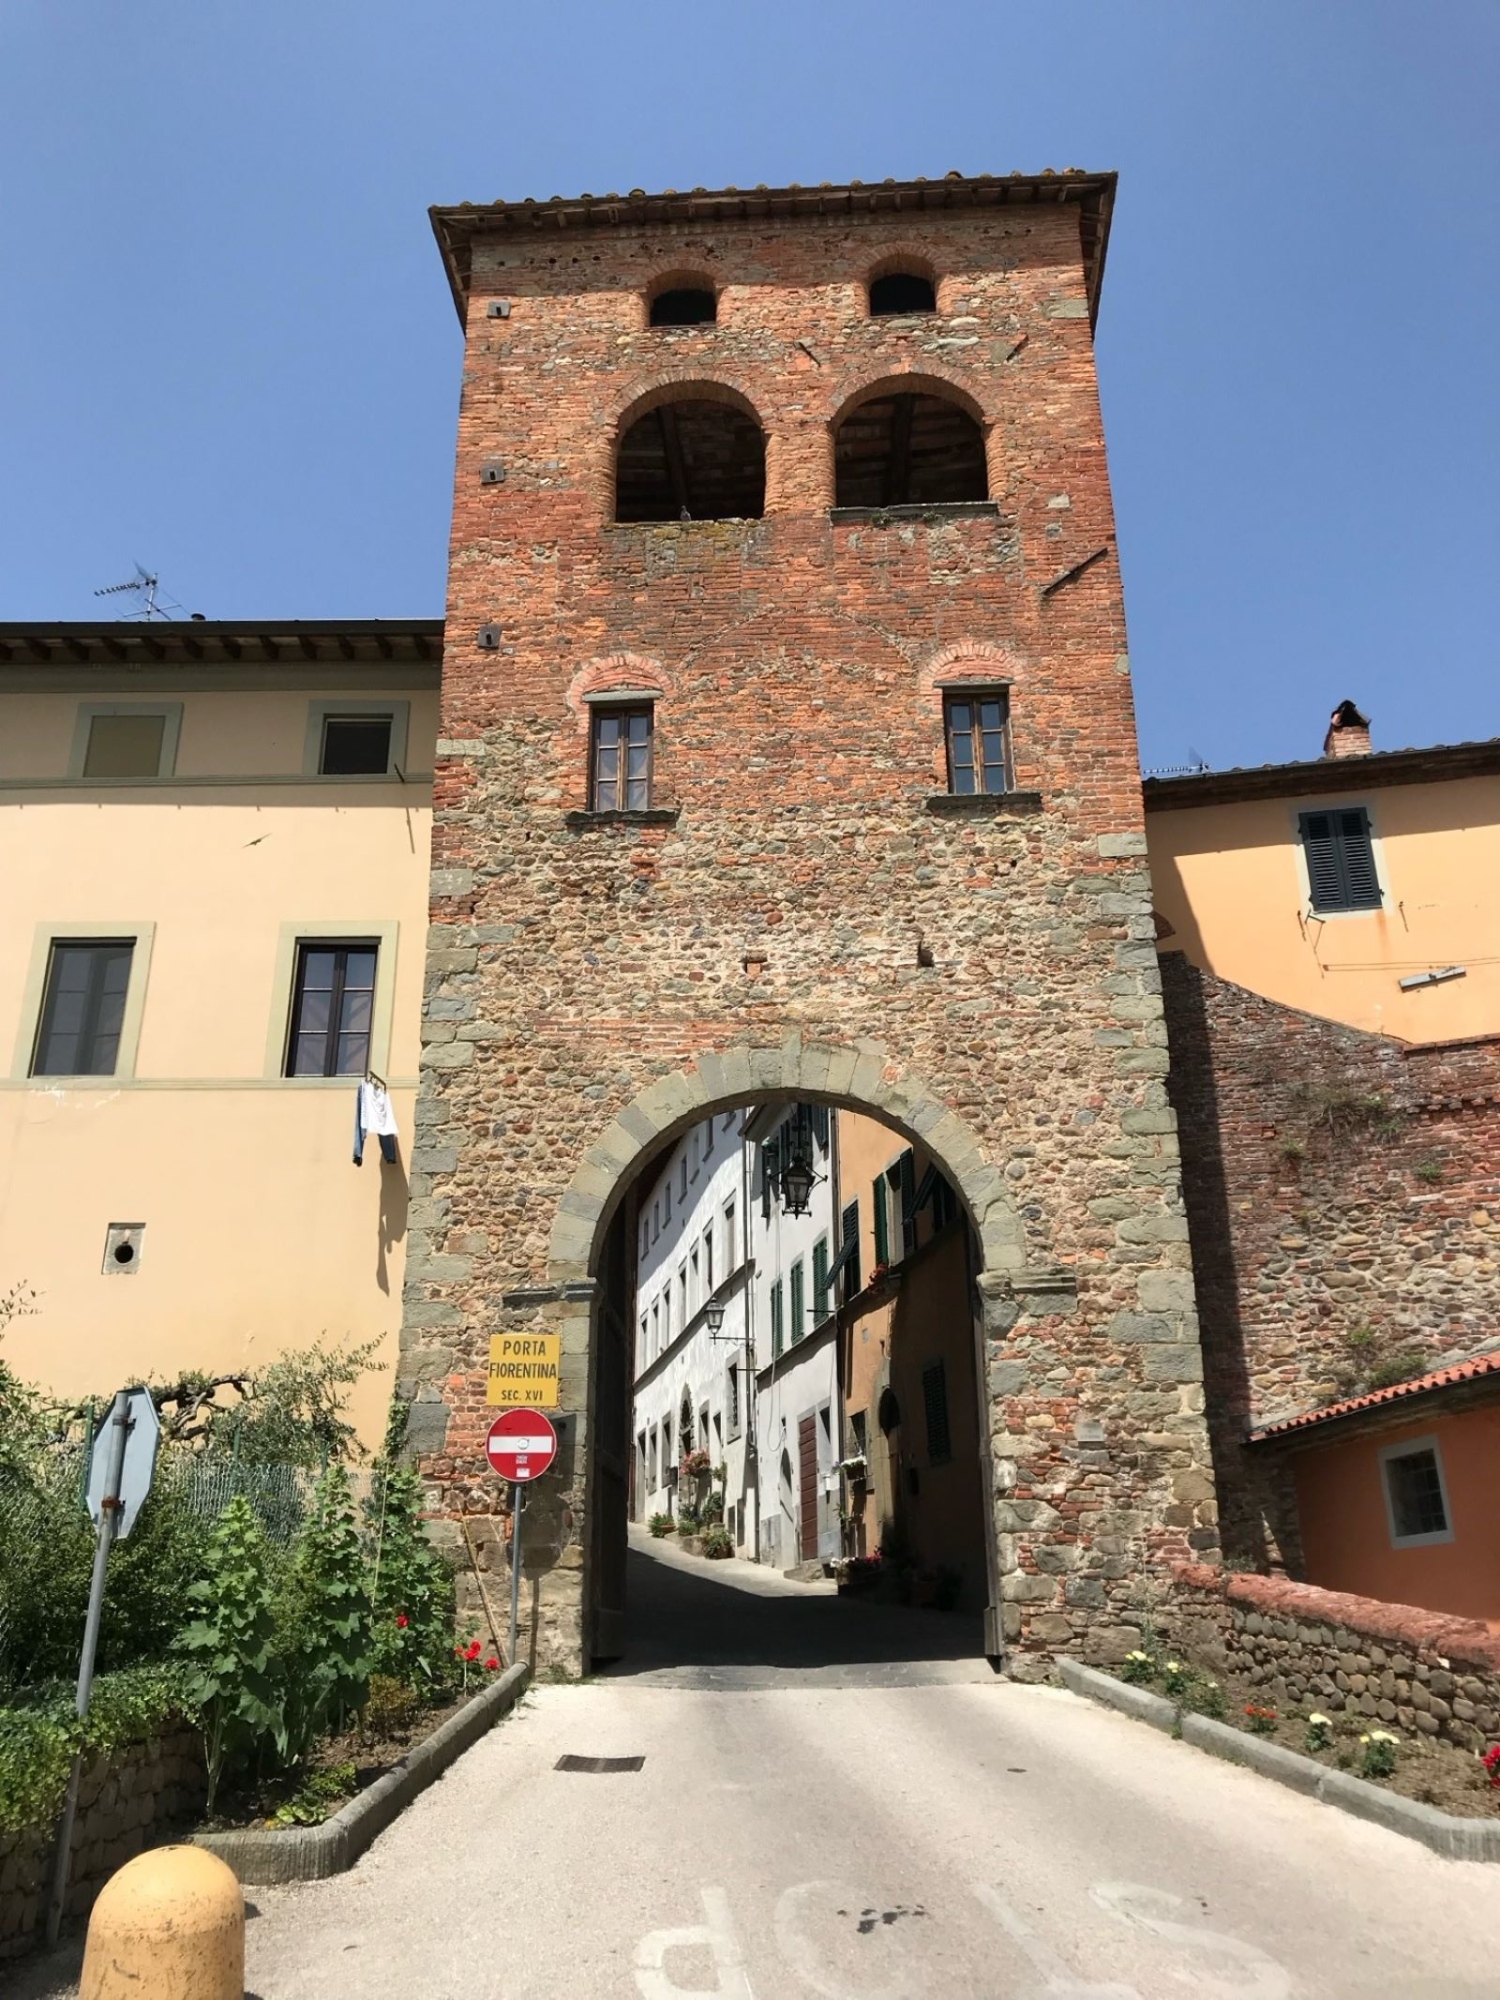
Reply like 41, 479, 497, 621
18, 1540, 1499, 2000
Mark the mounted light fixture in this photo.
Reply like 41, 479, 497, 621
705, 1297, 726, 1335
779, 1147, 822, 1217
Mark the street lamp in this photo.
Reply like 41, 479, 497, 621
779, 1147, 820, 1217
705, 1297, 726, 1335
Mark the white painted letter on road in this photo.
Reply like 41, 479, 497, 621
636, 1886, 754, 2000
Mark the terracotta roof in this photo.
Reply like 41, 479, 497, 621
1142, 737, 1500, 811
1251, 1349, 1500, 1442
429, 170, 1116, 330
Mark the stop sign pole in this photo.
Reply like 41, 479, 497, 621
484, 1410, 558, 1668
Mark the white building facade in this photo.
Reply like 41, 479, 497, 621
629, 1099, 851, 1570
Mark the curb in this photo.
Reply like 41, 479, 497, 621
193, 1662, 529, 1884
1058, 1659, 1500, 1863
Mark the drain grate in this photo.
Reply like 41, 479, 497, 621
554, 1753, 645, 1774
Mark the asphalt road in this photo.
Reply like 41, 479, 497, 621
16, 1542, 1500, 1999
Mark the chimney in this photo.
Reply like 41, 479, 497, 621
1323, 700, 1372, 760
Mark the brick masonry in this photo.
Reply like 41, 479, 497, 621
0, 1726, 204, 1959
1161, 953, 1500, 1566
1170, 1565, 1500, 1759
398, 186, 1220, 1676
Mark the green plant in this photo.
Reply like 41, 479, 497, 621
269, 1759, 359, 1827
277, 1465, 374, 1765
1364, 1349, 1427, 1392
700, 1525, 733, 1559
202, 1339, 379, 1468
1119, 1649, 1158, 1687
1360, 1729, 1399, 1779
362, 1672, 420, 1739
1305, 1712, 1335, 1754
176, 1498, 285, 1814
1162, 1659, 1192, 1699
1244, 1702, 1278, 1736
676, 1508, 702, 1535
1414, 1158, 1445, 1185
0, 1663, 193, 1836
367, 1457, 455, 1694
699, 1491, 725, 1525
1183, 1675, 1226, 1720
648, 1513, 675, 1538
1278, 1139, 1306, 1165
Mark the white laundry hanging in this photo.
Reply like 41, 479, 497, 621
353, 1079, 399, 1165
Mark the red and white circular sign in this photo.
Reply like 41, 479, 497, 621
485, 1408, 558, 1483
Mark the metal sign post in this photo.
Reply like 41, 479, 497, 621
484, 1409, 559, 1669
46, 1387, 159, 1944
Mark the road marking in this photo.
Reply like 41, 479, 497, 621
971, 1880, 1144, 1998
635, 1885, 755, 1999
1090, 1884, 1291, 1998
774, 1881, 925, 1999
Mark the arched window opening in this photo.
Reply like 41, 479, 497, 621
869, 271, 936, 316
615, 399, 765, 522
834, 393, 987, 509
650, 287, 717, 327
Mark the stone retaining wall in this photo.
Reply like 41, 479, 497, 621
1171, 1564, 1500, 1758
0, 1725, 204, 1959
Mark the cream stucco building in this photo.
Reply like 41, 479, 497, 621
0, 619, 441, 1443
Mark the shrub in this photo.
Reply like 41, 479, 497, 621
676, 1509, 702, 1535
0, 1663, 193, 1836
277, 1465, 374, 1765
362, 1673, 420, 1739
1360, 1729, 1399, 1779
648, 1513, 675, 1538
177, 1497, 285, 1814
699, 1491, 725, 1524
1162, 1659, 1192, 1699
700, 1525, 733, 1559
1183, 1675, 1226, 1720
367, 1458, 455, 1694
1244, 1703, 1278, 1736
1119, 1650, 1157, 1687
270, 1759, 359, 1827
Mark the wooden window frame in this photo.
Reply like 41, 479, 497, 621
1298, 806, 1384, 915
789, 1259, 805, 1345
1380, 1435, 1454, 1548
284, 939, 381, 1079
589, 702, 654, 812
943, 688, 1012, 796
31, 939, 137, 1078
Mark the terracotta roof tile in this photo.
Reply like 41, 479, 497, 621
1251, 1349, 1500, 1441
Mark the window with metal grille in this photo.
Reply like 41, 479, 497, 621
789, 1260, 805, 1345
1299, 808, 1381, 913
944, 691, 1010, 795
770, 1278, 785, 1359
285, 942, 378, 1077
590, 705, 653, 810
922, 1361, 952, 1466
1383, 1443, 1450, 1543
320, 713, 393, 776
32, 941, 135, 1076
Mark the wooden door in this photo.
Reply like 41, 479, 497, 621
798, 1414, 819, 1562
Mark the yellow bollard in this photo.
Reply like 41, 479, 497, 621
80, 1844, 244, 2000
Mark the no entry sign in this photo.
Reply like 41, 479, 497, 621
485, 1408, 558, 1484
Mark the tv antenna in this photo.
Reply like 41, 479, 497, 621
93, 565, 184, 622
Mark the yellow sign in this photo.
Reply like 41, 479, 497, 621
487, 1333, 561, 1409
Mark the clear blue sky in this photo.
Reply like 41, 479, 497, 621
2, 1, 1495, 771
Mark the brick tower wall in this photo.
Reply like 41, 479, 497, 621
401, 188, 1219, 1674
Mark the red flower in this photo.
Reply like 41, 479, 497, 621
395, 1614, 409, 1629
485, 1657, 500, 1671
465, 1640, 482, 1660
1483, 1744, 1500, 1787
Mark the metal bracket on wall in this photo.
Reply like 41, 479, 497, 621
477, 624, 502, 651
480, 461, 506, 485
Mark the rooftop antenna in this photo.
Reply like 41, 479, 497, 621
93, 564, 184, 621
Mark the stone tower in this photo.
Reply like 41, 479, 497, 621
402, 172, 1219, 1675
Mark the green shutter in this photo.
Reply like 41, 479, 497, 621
771, 1279, 784, 1358
812, 1236, 829, 1316
790, 1261, 805, 1344
872, 1177, 889, 1266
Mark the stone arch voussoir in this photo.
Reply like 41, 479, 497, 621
545, 1040, 1024, 1286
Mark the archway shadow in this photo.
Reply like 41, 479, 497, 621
598, 1534, 992, 1688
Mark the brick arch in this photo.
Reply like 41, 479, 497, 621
825, 368, 996, 507
565, 652, 676, 714
918, 638, 1032, 696
545, 1037, 1027, 1289
607, 372, 781, 516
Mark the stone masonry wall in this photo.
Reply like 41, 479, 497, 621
1160, 953, 1500, 1566
401, 191, 1220, 1676
0, 1725, 204, 1959
1170, 1565, 1500, 1761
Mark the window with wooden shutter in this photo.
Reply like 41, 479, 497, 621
1299, 807, 1381, 913
922, 1361, 952, 1466
872, 1174, 890, 1267
839, 1199, 861, 1298
789, 1260, 805, 1344
770, 1278, 785, 1359
812, 1235, 830, 1317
